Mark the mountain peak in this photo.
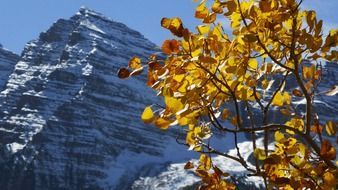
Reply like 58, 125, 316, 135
76, 6, 110, 21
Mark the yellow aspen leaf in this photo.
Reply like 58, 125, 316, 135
254, 148, 267, 160
196, 24, 210, 35
283, 92, 291, 104
212, 0, 223, 14
173, 74, 185, 82
248, 59, 258, 69
275, 131, 285, 142
230, 12, 241, 28
325, 121, 336, 136
325, 85, 338, 96
272, 91, 284, 106
302, 65, 316, 80
161, 17, 185, 37
186, 129, 196, 146
117, 68, 130, 79
285, 118, 304, 134
211, 24, 224, 40
164, 96, 184, 113
284, 19, 293, 31
162, 39, 180, 55
195, 1, 209, 19
154, 118, 171, 130
128, 56, 142, 69
141, 106, 155, 124
199, 154, 211, 170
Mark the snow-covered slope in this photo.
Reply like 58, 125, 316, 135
0, 7, 191, 190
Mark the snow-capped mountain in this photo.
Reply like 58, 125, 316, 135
0, 7, 194, 190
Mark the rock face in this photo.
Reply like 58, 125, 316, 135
0, 7, 188, 190
0, 46, 19, 90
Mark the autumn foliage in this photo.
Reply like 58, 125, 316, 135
119, 0, 337, 189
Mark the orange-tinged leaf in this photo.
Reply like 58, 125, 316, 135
221, 108, 230, 120
292, 89, 303, 97
154, 118, 172, 130
195, 1, 209, 19
311, 124, 323, 134
320, 140, 336, 160
303, 65, 317, 80
323, 172, 336, 186
199, 55, 217, 63
148, 61, 162, 71
117, 68, 130, 79
147, 70, 156, 87
203, 12, 217, 23
161, 17, 171, 29
226, 0, 237, 13
162, 39, 180, 55
161, 17, 184, 37
325, 121, 336, 136
184, 161, 194, 169
128, 56, 142, 69
306, 11, 316, 31
141, 106, 154, 124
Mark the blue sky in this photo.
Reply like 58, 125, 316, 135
0, 0, 337, 54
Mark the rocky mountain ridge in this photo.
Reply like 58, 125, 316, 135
0, 7, 192, 190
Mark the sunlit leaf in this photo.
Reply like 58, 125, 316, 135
325, 121, 336, 136
154, 118, 172, 130
128, 56, 142, 69
141, 106, 154, 124
162, 39, 180, 55
254, 148, 267, 160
